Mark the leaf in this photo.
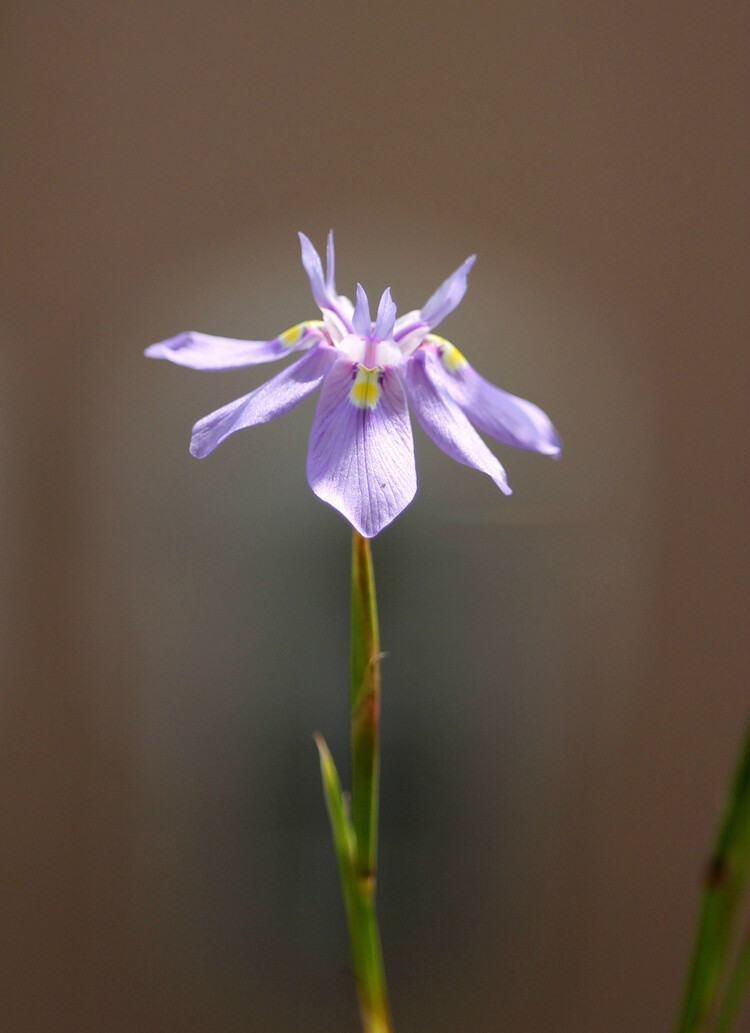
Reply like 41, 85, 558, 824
315, 733, 357, 894
674, 721, 750, 1033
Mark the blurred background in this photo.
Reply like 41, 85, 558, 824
1, 3, 747, 1031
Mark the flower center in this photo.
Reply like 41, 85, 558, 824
335, 332, 402, 368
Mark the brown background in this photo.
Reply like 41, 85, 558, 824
1, 3, 748, 1031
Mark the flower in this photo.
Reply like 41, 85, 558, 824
145, 232, 561, 537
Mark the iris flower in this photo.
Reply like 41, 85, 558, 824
146, 232, 561, 537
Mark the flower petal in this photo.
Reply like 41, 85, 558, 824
420, 254, 476, 326
145, 323, 321, 371
306, 357, 417, 537
190, 343, 336, 458
352, 284, 371, 338
299, 232, 354, 330
431, 339, 562, 456
325, 229, 336, 293
298, 232, 328, 309
405, 348, 511, 495
394, 255, 476, 345
373, 287, 397, 342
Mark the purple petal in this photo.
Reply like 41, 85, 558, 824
419, 255, 476, 328
373, 287, 397, 341
352, 284, 371, 338
145, 328, 318, 370
298, 232, 328, 309
391, 309, 425, 351
190, 343, 336, 458
306, 358, 417, 537
299, 231, 354, 331
442, 356, 562, 456
394, 256, 476, 344
405, 348, 511, 495
325, 229, 336, 293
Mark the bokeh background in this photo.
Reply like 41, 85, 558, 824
1, 3, 748, 1031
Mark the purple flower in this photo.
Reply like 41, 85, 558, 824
146, 232, 561, 537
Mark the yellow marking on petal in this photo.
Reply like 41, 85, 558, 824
279, 320, 322, 348
350, 365, 381, 410
430, 335, 468, 374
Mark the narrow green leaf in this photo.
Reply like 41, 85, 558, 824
314, 733, 357, 908
674, 721, 750, 1033
315, 732, 392, 1032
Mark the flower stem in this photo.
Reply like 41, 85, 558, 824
315, 531, 392, 1033
673, 720, 750, 1033
350, 529, 381, 884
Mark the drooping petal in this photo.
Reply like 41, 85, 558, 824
145, 322, 322, 370
190, 343, 336, 458
405, 348, 512, 495
352, 283, 371, 338
429, 337, 562, 456
373, 287, 397, 342
306, 358, 417, 537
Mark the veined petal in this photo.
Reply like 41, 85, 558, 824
306, 358, 417, 537
145, 323, 322, 371
299, 232, 354, 330
190, 343, 336, 458
430, 337, 562, 456
373, 287, 397, 342
352, 284, 371, 338
405, 348, 511, 495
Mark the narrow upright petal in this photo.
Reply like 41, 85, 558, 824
393, 255, 475, 347
298, 232, 328, 310
430, 338, 562, 456
190, 343, 336, 458
405, 348, 511, 495
352, 284, 371, 338
373, 288, 397, 342
325, 229, 336, 293
145, 323, 321, 370
419, 255, 476, 327
299, 231, 354, 332
306, 358, 417, 537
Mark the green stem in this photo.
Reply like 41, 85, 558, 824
350, 529, 381, 882
316, 530, 392, 1033
713, 929, 750, 1033
673, 721, 750, 1033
